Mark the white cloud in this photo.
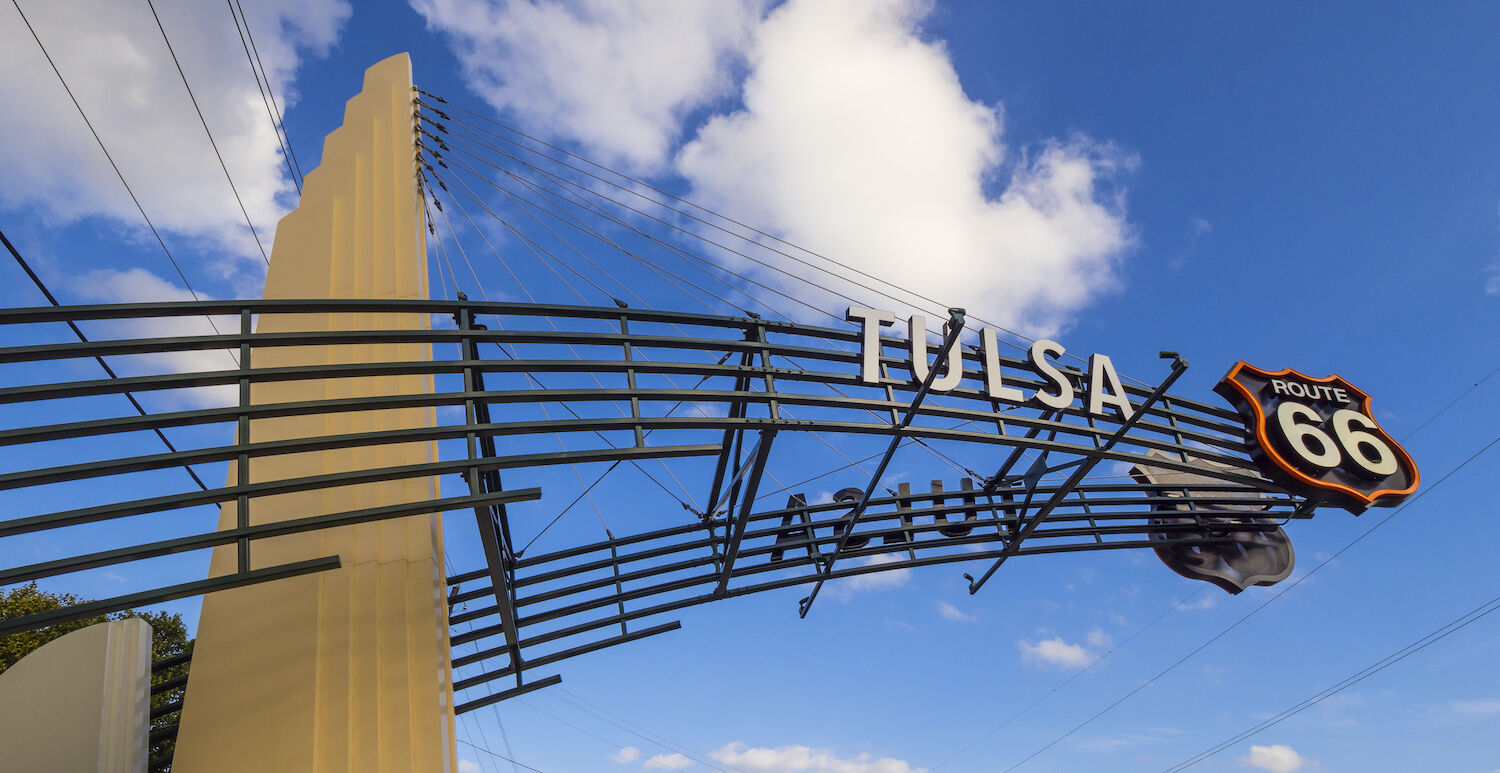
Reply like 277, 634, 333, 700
1085, 627, 1111, 648
1018, 634, 1099, 669
1237, 744, 1306, 773
1179, 593, 1219, 611
410, 0, 763, 172
643, 752, 694, 770
611, 746, 642, 764
1448, 698, 1500, 717
71, 267, 239, 407
421, 0, 1134, 334
1485, 261, 1500, 296
457, 760, 480, 773
677, 0, 1134, 334
711, 742, 926, 773
0, 0, 350, 291
826, 553, 911, 600
936, 600, 975, 622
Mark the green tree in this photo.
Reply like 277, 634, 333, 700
1, 583, 191, 771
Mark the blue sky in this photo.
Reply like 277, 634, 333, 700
3, 2, 1500, 772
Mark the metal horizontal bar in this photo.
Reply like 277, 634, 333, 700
0, 489, 542, 585
152, 650, 194, 672
460, 513, 1271, 625
151, 699, 183, 721
459, 537, 1193, 653
148, 723, 179, 746
0, 409, 1254, 495
151, 674, 189, 696
0, 444, 714, 537
454, 674, 562, 715
454, 621, 682, 690
0, 556, 341, 637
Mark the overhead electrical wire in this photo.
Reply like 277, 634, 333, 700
8, 0, 233, 351
1163, 588, 1500, 771
994, 429, 1500, 772
232, 0, 305, 183
144, 0, 271, 266
226, 0, 300, 193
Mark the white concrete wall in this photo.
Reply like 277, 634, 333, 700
0, 617, 151, 773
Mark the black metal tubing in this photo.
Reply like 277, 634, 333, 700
453, 621, 682, 691
454, 674, 562, 715
1, 298, 1301, 691
0, 556, 341, 637
1, 444, 715, 538
0, 490, 541, 585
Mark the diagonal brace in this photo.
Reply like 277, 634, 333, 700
714, 428, 777, 595
965, 352, 1189, 594
798, 308, 966, 617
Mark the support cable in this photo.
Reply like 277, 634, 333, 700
421, 177, 697, 519
425, 142, 987, 482
417, 93, 1145, 384
429, 154, 981, 523
145, 0, 271, 266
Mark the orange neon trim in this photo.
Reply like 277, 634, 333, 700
1221, 361, 1420, 505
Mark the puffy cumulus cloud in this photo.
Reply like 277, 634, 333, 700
677, 0, 1134, 335
1236, 744, 1306, 773
0, 0, 350, 291
71, 267, 239, 407
410, 0, 763, 172
643, 752, 694, 770
457, 761, 480, 773
1017, 633, 1099, 669
611, 746, 642, 764
711, 742, 925, 773
826, 553, 911, 601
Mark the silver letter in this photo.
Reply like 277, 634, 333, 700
909, 315, 964, 392
1086, 353, 1134, 420
1028, 339, 1073, 410
847, 307, 895, 384
982, 328, 1025, 404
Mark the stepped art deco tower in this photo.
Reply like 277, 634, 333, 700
169, 53, 456, 773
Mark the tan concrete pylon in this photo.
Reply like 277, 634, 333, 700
172, 54, 455, 773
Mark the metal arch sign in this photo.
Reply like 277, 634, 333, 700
1214, 362, 1419, 513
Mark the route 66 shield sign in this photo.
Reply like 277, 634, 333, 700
1214, 362, 1419, 514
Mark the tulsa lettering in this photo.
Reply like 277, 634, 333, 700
847, 306, 1135, 419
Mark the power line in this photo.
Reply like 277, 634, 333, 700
144, 0, 271, 266
226, 0, 300, 193
1, 227, 208, 491
930, 586, 1207, 770
996, 429, 1500, 772
1163, 589, 1500, 771
233, 0, 305, 182
9, 0, 217, 313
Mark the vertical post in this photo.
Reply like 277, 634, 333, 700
620, 314, 644, 448
237, 306, 252, 573
755, 321, 780, 422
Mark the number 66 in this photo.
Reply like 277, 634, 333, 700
1273, 403, 1399, 477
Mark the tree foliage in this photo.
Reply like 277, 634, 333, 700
1, 583, 191, 771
